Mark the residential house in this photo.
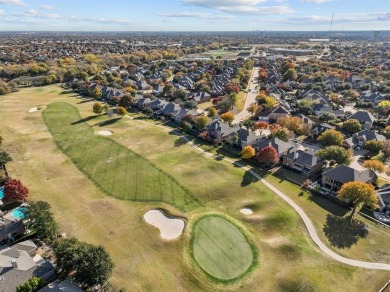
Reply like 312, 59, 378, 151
296, 113, 315, 128
191, 91, 211, 104
360, 91, 387, 105
283, 149, 324, 177
343, 130, 386, 149
206, 120, 239, 142
377, 184, 390, 207
0, 213, 25, 242
311, 123, 335, 137
0, 240, 55, 292
348, 110, 375, 129
268, 106, 290, 122
253, 138, 297, 158
171, 108, 199, 123
237, 127, 271, 149
321, 165, 377, 193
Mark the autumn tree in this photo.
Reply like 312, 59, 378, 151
116, 106, 127, 118
343, 89, 360, 101
316, 146, 351, 165
241, 146, 256, 159
282, 68, 298, 81
363, 160, 385, 173
317, 129, 344, 146
338, 182, 378, 217
377, 101, 390, 115
254, 121, 268, 130
342, 119, 362, 134
225, 84, 240, 94
4, 178, 29, 203
256, 94, 278, 110
384, 126, 390, 139
208, 107, 217, 118
221, 112, 235, 124
270, 126, 290, 142
119, 95, 134, 109
363, 140, 384, 154
194, 116, 210, 130
247, 103, 260, 116
92, 103, 103, 115
277, 116, 303, 133
256, 146, 279, 166
91, 87, 102, 99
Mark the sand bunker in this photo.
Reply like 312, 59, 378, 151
240, 208, 253, 215
28, 107, 39, 113
98, 130, 113, 136
143, 209, 185, 240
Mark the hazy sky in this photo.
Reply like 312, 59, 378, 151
0, 0, 389, 31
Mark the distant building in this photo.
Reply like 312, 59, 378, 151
269, 48, 316, 56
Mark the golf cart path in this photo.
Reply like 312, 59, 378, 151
125, 115, 390, 270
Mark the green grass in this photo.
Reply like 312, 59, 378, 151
42, 102, 200, 212
190, 214, 257, 283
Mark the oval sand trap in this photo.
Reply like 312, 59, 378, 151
28, 107, 39, 113
98, 130, 113, 136
240, 208, 253, 215
144, 209, 185, 240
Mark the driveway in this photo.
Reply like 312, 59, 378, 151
233, 66, 260, 124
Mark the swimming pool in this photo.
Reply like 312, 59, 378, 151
0, 188, 4, 200
10, 207, 26, 220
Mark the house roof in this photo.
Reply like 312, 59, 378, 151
377, 184, 390, 207
285, 149, 321, 167
253, 138, 296, 156
343, 130, 386, 147
322, 165, 377, 184
0, 241, 54, 292
348, 111, 375, 124
39, 279, 83, 292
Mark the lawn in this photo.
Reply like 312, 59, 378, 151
190, 214, 256, 283
1, 85, 390, 291
235, 92, 246, 113
42, 102, 199, 212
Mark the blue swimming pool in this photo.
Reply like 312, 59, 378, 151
0, 188, 3, 200
10, 207, 26, 220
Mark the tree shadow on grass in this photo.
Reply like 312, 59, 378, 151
307, 193, 349, 217
174, 137, 187, 147
98, 118, 121, 127
241, 170, 258, 187
77, 98, 95, 104
71, 115, 99, 125
323, 214, 368, 249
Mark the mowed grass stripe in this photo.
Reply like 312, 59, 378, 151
191, 215, 257, 283
43, 102, 200, 212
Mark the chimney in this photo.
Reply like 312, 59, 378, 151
11, 259, 17, 269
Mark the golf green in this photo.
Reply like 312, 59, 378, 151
191, 215, 257, 282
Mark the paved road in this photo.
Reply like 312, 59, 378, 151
125, 114, 390, 270
233, 67, 260, 124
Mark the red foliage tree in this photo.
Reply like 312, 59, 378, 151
4, 178, 29, 203
254, 121, 269, 130
225, 84, 240, 94
256, 146, 279, 166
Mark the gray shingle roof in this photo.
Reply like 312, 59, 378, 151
322, 165, 377, 184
